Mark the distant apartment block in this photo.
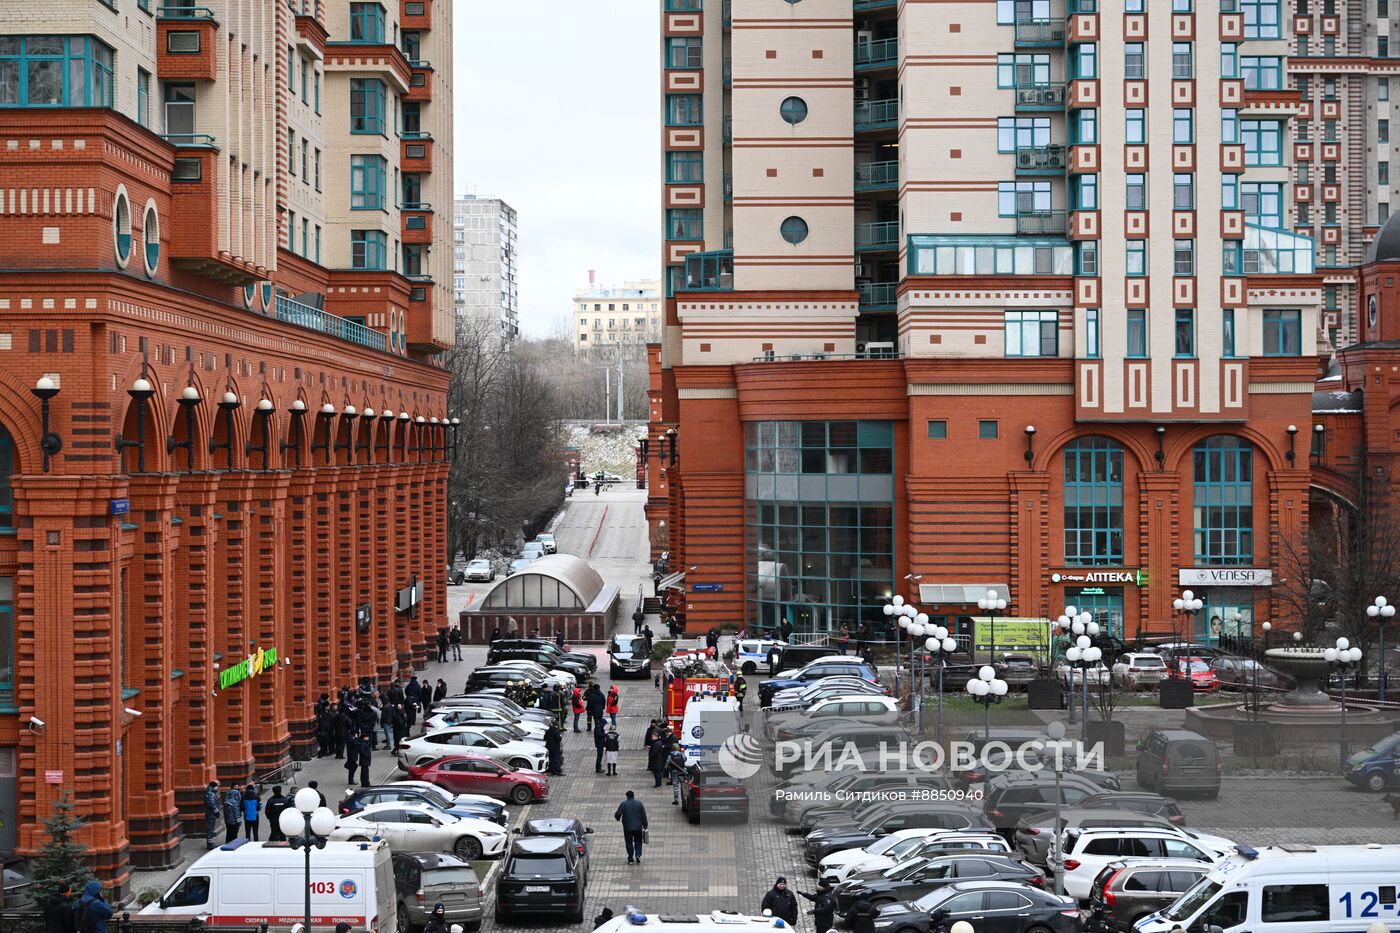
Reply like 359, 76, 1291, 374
453, 195, 519, 343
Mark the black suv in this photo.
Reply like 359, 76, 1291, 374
518, 818, 593, 879
833, 853, 1043, 913
495, 837, 586, 922
769, 643, 839, 674
982, 774, 1122, 832
488, 638, 596, 674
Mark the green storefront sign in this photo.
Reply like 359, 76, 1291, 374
219, 646, 278, 691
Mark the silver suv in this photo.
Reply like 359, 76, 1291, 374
1088, 859, 1209, 932
393, 852, 482, 932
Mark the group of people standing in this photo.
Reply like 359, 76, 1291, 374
202, 778, 325, 848
540, 681, 623, 777
314, 675, 449, 788
761, 876, 880, 933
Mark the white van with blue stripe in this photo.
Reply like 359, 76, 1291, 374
1135, 844, 1400, 933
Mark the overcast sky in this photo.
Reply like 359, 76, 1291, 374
452, 3, 661, 338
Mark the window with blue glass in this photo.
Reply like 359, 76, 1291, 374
997, 0, 1049, 21
667, 208, 702, 240
1125, 109, 1145, 144
137, 68, 150, 127
1005, 310, 1058, 357
667, 150, 703, 183
1222, 175, 1239, 210
1174, 174, 1194, 210
997, 117, 1050, 152
1064, 437, 1123, 566
1242, 0, 1281, 38
1222, 308, 1237, 357
350, 155, 386, 210
1071, 43, 1098, 79
1126, 309, 1148, 357
997, 53, 1050, 87
1125, 43, 1145, 79
1172, 42, 1194, 79
351, 229, 387, 270
1174, 307, 1195, 356
1242, 56, 1283, 89
1221, 43, 1239, 78
1085, 308, 1100, 358
350, 78, 386, 134
666, 37, 702, 69
1262, 309, 1301, 355
1072, 109, 1098, 145
0, 36, 114, 108
1241, 182, 1283, 228
349, 2, 386, 43
1222, 109, 1240, 144
666, 94, 702, 126
1193, 436, 1254, 565
1072, 174, 1098, 210
998, 180, 1052, 215
1242, 120, 1283, 165
1126, 240, 1146, 276
1173, 109, 1194, 143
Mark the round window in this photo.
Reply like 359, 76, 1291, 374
779, 216, 809, 245
142, 205, 160, 276
113, 191, 131, 267
779, 96, 808, 125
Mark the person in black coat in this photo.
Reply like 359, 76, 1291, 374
433, 679, 448, 704
344, 733, 360, 788
357, 701, 379, 750
798, 880, 838, 933
405, 676, 421, 710
436, 629, 449, 662
593, 720, 607, 774
391, 703, 409, 746
265, 786, 290, 842
544, 722, 564, 776
847, 895, 881, 933
585, 684, 606, 731
332, 705, 352, 759
603, 727, 621, 776
646, 734, 669, 787
44, 881, 75, 933
760, 878, 799, 927
358, 732, 373, 786
449, 626, 463, 660
594, 907, 615, 930
420, 677, 434, 715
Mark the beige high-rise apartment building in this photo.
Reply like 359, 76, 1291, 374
453, 195, 520, 343
573, 279, 663, 353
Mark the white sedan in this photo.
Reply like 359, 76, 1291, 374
397, 726, 548, 773
424, 708, 549, 740
817, 828, 938, 882
493, 659, 576, 689
386, 779, 507, 813
329, 801, 508, 860
1054, 661, 1113, 687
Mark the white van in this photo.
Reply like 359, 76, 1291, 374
1135, 844, 1400, 933
681, 697, 744, 766
599, 908, 794, 933
139, 838, 397, 931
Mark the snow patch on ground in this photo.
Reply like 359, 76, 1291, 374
567, 424, 646, 477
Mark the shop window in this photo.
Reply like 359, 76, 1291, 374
1063, 437, 1124, 566
1192, 436, 1254, 565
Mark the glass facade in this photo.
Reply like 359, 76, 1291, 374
1063, 437, 1124, 565
1192, 436, 1254, 565
745, 421, 894, 636
0, 36, 114, 109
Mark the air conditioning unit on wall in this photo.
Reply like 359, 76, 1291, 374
854, 78, 872, 101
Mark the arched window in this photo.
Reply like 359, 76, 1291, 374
0, 424, 13, 531
1063, 436, 1123, 565
1193, 436, 1253, 565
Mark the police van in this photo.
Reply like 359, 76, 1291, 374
139, 838, 396, 931
1135, 844, 1400, 933
598, 908, 796, 933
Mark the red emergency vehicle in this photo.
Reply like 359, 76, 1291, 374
660, 656, 732, 736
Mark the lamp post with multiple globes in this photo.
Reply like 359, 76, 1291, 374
279, 787, 338, 932
966, 665, 1008, 740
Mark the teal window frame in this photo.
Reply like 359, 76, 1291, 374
997, 0, 1049, 21
1126, 309, 1147, 358
667, 208, 703, 240
349, 2, 386, 43
1222, 175, 1239, 210
1193, 437, 1254, 565
1262, 309, 1302, 356
666, 94, 702, 127
1075, 241, 1099, 276
1174, 307, 1195, 357
1222, 308, 1238, 358
1085, 308, 1101, 359
300, 53, 309, 103
1126, 0, 1144, 10
1174, 239, 1195, 276
350, 78, 386, 135
1004, 309, 1059, 357
927, 420, 947, 439
288, 128, 296, 175
996, 53, 1050, 88
997, 180, 1052, 216
666, 37, 702, 69
313, 69, 320, 113
1221, 43, 1239, 78
1241, 181, 1283, 228
1072, 173, 1098, 210
1063, 436, 1124, 566
1242, 0, 1281, 38
137, 67, 150, 127
0, 426, 12, 531
1173, 173, 1194, 210
997, 116, 1051, 152
1126, 240, 1146, 276
1380, 119, 1390, 144
666, 0, 703, 9
1126, 174, 1146, 211
1241, 56, 1283, 90
1242, 120, 1283, 166
1173, 108, 1194, 144
1125, 109, 1145, 144
1172, 42, 1194, 79
351, 229, 387, 270
1222, 110, 1240, 144
979, 421, 999, 440
667, 150, 703, 183
1071, 43, 1098, 79
0, 35, 115, 109
350, 154, 387, 210
779, 96, 808, 125
1072, 109, 1097, 145
1125, 42, 1145, 79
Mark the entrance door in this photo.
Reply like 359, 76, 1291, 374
1067, 587, 1124, 638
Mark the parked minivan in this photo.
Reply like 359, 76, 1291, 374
141, 838, 395, 930
1343, 731, 1400, 791
1135, 730, 1221, 799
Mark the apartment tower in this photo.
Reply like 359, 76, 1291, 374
651, 0, 1323, 649
0, 0, 453, 885
452, 195, 520, 344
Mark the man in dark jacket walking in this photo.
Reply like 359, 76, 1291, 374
798, 880, 838, 933
613, 790, 648, 864
265, 785, 290, 842
44, 881, 75, 932
203, 780, 221, 849
760, 878, 799, 927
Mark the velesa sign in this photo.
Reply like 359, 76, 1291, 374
220, 646, 278, 690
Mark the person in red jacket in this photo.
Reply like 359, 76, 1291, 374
571, 686, 585, 732
606, 685, 621, 727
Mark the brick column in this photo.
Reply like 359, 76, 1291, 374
209, 471, 256, 786
333, 468, 361, 685
249, 470, 291, 771
283, 469, 318, 757
1008, 472, 1051, 620
1267, 469, 1312, 627
428, 461, 449, 636
369, 462, 395, 681
391, 461, 414, 673
408, 458, 432, 667
311, 467, 343, 692
1139, 472, 1184, 636
350, 467, 378, 680
670, 471, 744, 634
123, 473, 181, 869
171, 472, 220, 830
13, 475, 131, 885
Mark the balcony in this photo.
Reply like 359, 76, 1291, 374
158, 18, 219, 80
683, 250, 734, 291
401, 134, 433, 173
1014, 83, 1067, 110
400, 0, 431, 31
907, 234, 1073, 276
1015, 145, 1068, 173
402, 207, 433, 245
856, 221, 899, 251
275, 295, 387, 353
854, 160, 898, 191
1016, 19, 1066, 45
406, 60, 433, 102
1015, 210, 1068, 235
158, 3, 215, 16
858, 282, 897, 310
854, 37, 897, 70
854, 98, 899, 132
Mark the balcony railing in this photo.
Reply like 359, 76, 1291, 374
684, 250, 734, 291
1015, 210, 1068, 235
159, 2, 215, 16
854, 98, 899, 131
401, 131, 433, 141
858, 282, 897, 309
854, 37, 897, 69
1014, 83, 1067, 109
1015, 145, 1068, 173
723, 115, 732, 143
161, 133, 217, 148
854, 0, 897, 9
855, 221, 900, 250
855, 160, 899, 190
1015, 19, 1067, 44
401, 201, 432, 211
274, 295, 388, 353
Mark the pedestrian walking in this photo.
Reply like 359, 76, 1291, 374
837, 624, 850, 656
666, 741, 688, 805
734, 675, 748, 713
632, 605, 645, 635
242, 784, 261, 841
761, 878, 800, 927
449, 625, 463, 661
847, 895, 881, 933
798, 880, 838, 933
604, 727, 620, 776
544, 721, 565, 776
642, 626, 654, 655
613, 790, 649, 864
203, 780, 221, 849
593, 720, 607, 773
221, 784, 243, 844
571, 686, 585, 732
436, 628, 449, 662
265, 785, 290, 842
646, 733, 668, 787
74, 881, 113, 933
606, 685, 620, 727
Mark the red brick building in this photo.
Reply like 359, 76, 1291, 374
0, 0, 454, 888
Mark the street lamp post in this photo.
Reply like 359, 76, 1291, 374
883, 595, 907, 699
1325, 637, 1364, 769
279, 787, 338, 932
966, 665, 1008, 740
1055, 608, 1098, 728
1368, 597, 1396, 702
909, 612, 929, 733
1172, 590, 1204, 645
1042, 719, 1068, 895
977, 589, 1007, 667
925, 628, 957, 744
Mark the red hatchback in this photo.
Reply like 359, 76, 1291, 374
1170, 657, 1219, 692
408, 754, 549, 804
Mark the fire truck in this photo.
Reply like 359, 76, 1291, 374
659, 655, 732, 736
